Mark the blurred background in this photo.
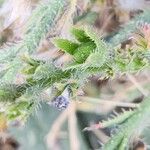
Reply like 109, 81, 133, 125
0, 0, 150, 149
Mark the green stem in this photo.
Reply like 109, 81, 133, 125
103, 96, 150, 150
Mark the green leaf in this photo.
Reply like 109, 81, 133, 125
73, 41, 96, 63
0, 83, 27, 103
53, 38, 79, 55
127, 56, 146, 72
71, 27, 90, 43
83, 27, 109, 67
84, 52, 106, 68
84, 27, 108, 52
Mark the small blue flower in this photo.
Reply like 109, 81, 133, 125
48, 86, 70, 110
51, 96, 70, 110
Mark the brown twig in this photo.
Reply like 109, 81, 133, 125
79, 96, 139, 108
46, 108, 68, 149
68, 101, 80, 150
127, 74, 149, 97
